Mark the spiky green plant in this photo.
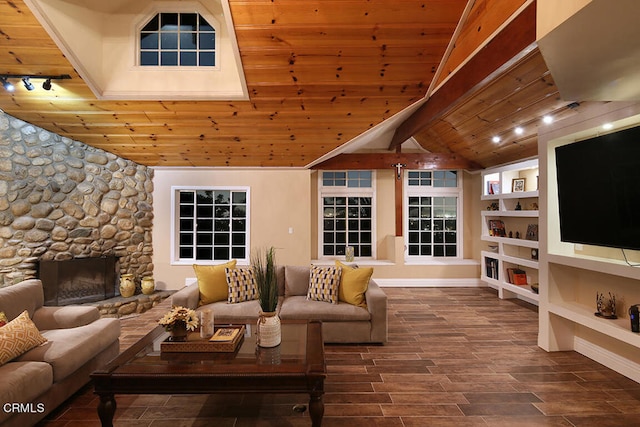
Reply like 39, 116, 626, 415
252, 246, 278, 313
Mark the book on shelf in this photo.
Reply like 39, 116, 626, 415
485, 257, 499, 280
506, 268, 527, 285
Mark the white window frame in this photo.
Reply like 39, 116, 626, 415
171, 186, 250, 265
317, 171, 376, 260
404, 170, 463, 262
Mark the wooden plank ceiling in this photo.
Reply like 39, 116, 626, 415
0, 0, 576, 169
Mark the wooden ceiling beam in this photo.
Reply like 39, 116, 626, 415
388, 2, 537, 150
311, 152, 481, 171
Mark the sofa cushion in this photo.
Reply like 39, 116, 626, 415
284, 265, 310, 296
198, 299, 265, 321
336, 261, 373, 308
280, 296, 371, 321
194, 260, 237, 305
0, 310, 48, 366
307, 265, 341, 304
18, 317, 120, 382
225, 267, 258, 303
0, 279, 44, 321
0, 361, 52, 424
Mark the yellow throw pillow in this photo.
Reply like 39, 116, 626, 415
336, 260, 373, 308
0, 310, 47, 366
194, 260, 237, 305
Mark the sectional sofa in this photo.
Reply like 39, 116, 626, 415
0, 279, 120, 427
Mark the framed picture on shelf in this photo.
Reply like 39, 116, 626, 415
512, 178, 526, 192
526, 224, 538, 241
488, 219, 506, 237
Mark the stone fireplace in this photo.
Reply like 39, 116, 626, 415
39, 256, 118, 306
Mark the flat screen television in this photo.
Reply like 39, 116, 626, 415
555, 124, 640, 251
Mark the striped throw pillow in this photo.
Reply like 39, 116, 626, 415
225, 267, 258, 304
307, 265, 342, 304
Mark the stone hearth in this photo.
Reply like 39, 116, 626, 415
82, 291, 173, 318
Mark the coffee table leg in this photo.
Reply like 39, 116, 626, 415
308, 392, 324, 427
97, 393, 116, 427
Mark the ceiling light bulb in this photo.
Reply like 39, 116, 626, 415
22, 78, 35, 91
1, 77, 14, 92
514, 127, 524, 135
492, 136, 500, 143
542, 115, 553, 124
42, 79, 52, 91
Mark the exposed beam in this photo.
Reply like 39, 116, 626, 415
388, 1, 537, 150
310, 152, 481, 171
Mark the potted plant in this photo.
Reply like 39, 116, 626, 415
251, 246, 280, 347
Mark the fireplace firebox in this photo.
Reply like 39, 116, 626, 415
39, 256, 118, 306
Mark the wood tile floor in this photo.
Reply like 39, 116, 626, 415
37, 287, 640, 426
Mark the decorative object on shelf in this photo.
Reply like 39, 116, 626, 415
531, 248, 538, 260
528, 202, 539, 210
515, 231, 520, 239
252, 246, 281, 347
158, 306, 199, 342
515, 201, 522, 210
141, 276, 155, 295
526, 224, 538, 241
488, 245, 499, 253
345, 246, 355, 262
629, 304, 640, 333
512, 178, 526, 192
119, 273, 135, 297
530, 282, 539, 294
595, 292, 617, 319
487, 202, 499, 211
488, 219, 506, 237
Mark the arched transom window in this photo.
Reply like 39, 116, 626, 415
140, 12, 216, 67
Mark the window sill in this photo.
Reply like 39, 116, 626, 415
311, 259, 395, 266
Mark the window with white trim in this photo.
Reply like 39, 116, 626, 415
405, 170, 462, 258
319, 171, 375, 258
140, 12, 216, 66
173, 187, 249, 263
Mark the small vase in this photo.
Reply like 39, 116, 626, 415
119, 274, 135, 297
141, 276, 155, 295
257, 311, 281, 348
168, 321, 188, 342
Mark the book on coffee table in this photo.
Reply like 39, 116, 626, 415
210, 327, 240, 342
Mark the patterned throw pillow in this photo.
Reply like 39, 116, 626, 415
307, 265, 342, 304
0, 310, 47, 366
225, 267, 258, 304
0, 311, 7, 327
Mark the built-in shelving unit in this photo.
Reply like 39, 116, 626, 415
480, 158, 539, 304
538, 102, 640, 384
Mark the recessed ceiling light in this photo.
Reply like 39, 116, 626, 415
542, 115, 553, 124
514, 127, 524, 135
602, 123, 613, 130
492, 136, 500, 143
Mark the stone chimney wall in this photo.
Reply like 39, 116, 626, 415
0, 111, 153, 287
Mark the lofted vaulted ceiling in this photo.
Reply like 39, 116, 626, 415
0, 0, 578, 170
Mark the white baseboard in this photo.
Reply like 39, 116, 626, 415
374, 278, 485, 288
574, 336, 640, 383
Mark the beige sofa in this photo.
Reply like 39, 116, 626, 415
172, 265, 388, 344
0, 279, 120, 427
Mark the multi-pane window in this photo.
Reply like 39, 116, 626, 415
175, 188, 248, 262
320, 171, 374, 258
140, 13, 216, 66
406, 171, 461, 258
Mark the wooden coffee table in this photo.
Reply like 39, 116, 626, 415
91, 320, 325, 426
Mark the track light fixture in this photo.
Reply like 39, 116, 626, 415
0, 74, 71, 92
1, 77, 14, 92
22, 78, 35, 91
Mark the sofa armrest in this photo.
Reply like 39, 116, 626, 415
171, 284, 200, 309
32, 305, 100, 330
365, 279, 388, 344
